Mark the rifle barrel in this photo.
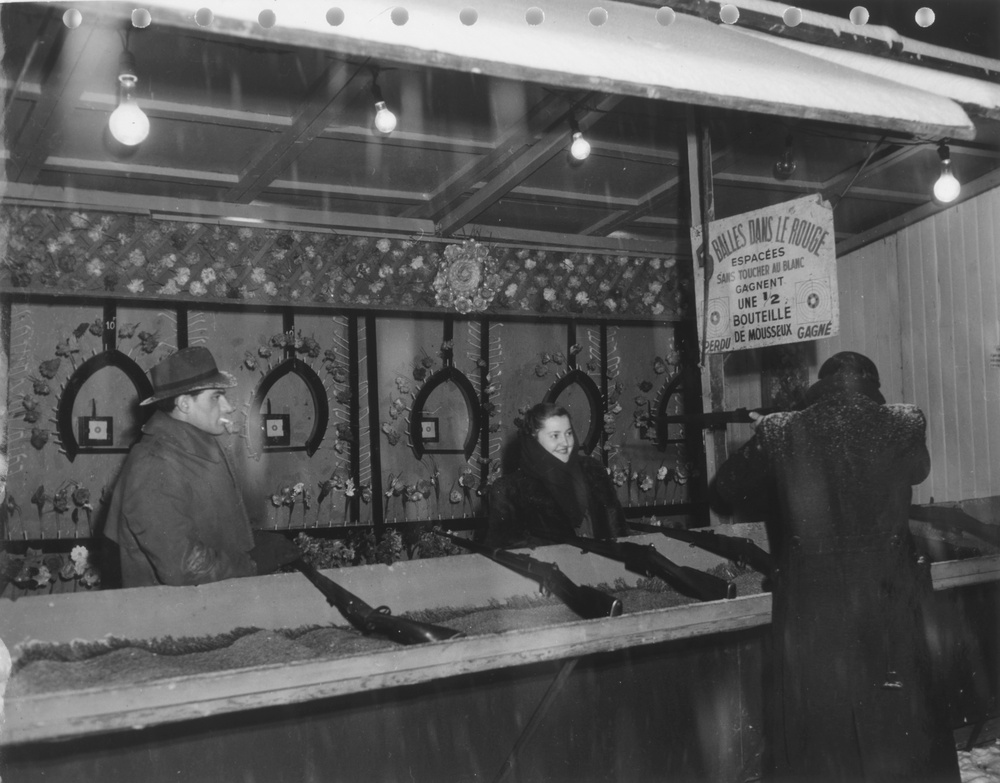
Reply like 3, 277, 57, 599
442, 532, 623, 619
630, 522, 773, 577
293, 560, 463, 645
553, 536, 735, 602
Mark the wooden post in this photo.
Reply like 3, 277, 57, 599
685, 108, 728, 524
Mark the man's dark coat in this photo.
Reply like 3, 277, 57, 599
714, 376, 959, 783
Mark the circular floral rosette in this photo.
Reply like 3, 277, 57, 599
433, 240, 499, 314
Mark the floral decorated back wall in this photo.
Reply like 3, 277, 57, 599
0, 207, 699, 594
0, 207, 691, 320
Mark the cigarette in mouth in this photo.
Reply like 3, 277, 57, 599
219, 417, 234, 433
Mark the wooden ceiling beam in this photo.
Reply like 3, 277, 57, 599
581, 147, 731, 237
8, 14, 100, 183
506, 185, 636, 211
435, 92, 625, 236
836, 164, 1000, 256
401, 90, 578, 222
223, 60, 369, 204
819, 144, 919, 203
579, 174, 683, 236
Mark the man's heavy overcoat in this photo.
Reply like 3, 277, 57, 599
106, 410, 257, 587
714, 376, 959, 783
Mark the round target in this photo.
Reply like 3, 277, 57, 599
705, 297, 730, 338
795, 279, 832, 322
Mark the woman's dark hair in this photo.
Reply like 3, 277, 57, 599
520, 402, 573, 438
817, 351, 880, 387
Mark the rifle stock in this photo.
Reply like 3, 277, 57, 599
629, 520, 773, 577
550, 535, 736, 602
293, 559, 463, 645
440, 532, 622, 619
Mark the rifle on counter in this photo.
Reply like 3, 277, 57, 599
439, 531, 623, 619
628, 520, 774, 577
543, 534, 736, 602
293, 559, 464, 645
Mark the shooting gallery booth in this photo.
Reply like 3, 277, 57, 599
1, 1, 1000, 781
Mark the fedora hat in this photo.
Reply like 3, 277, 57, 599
140, 346, 237, 406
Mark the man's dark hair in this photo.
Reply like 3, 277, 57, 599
817, 351, 880, 387
154, 395, 179, 414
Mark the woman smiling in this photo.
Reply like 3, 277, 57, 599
485, 402, 627, 548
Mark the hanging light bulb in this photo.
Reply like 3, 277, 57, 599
933, 144, 961, 203
773, 134, 796, 180
373, 100, 397, 134
570, 131, 591, 161
371, 71, 397, 134
108, 51, 149, 146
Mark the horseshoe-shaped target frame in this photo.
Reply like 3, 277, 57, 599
56, 350, 154, 462
248, 357, 329, 456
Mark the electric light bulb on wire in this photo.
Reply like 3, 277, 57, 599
570, 131, 591, 161
108, 52, 149, 146
933, 144, 960, 204
374, 101, 397, 134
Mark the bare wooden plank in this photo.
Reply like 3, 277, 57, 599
897, 232, 920, 411
977, 192, 1000, 486
900, 227, 935, 504
936, 212, 967, 501
931, 553, 1000, 590
883, 237, 904, 402
955, 203, 988, 498
918, 218, 949, 502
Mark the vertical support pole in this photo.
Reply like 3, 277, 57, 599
364, 316, 385, 534
176, 303, 188, 349
599, 324, 609, 467
0, 298, 10, 540
281, 309, 294, 361
478, 317, 491, 514
685, 108, 727, 524
347, 316, 361, 525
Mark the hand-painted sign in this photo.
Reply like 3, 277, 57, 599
691, 195, 839, 354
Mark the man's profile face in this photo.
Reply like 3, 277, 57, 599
178, 388, 234, 435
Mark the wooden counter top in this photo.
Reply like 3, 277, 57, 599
1, 527, 996, 746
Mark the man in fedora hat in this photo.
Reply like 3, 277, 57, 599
105, 346, 299, 587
